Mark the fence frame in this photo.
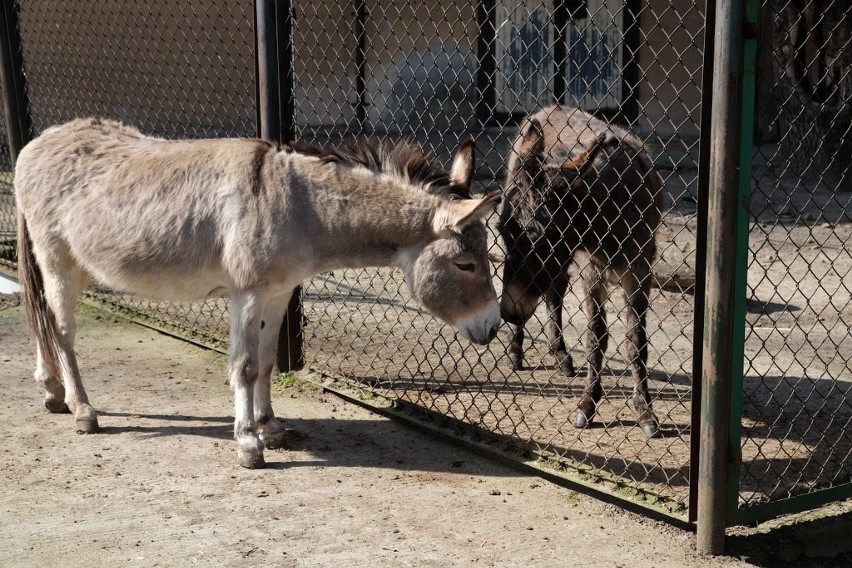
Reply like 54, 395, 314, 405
697, 0, 852, 551
2, 0, 852, 556
724, 0, 852, 530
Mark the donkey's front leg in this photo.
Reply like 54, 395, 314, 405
574, 274, 607, 429
545, 276, 575, 377
623, 273, 659, 438
507, 323, 525, 371
228, 291, 265, 468
254, 291, 293, 450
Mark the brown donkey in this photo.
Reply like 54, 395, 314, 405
497, 105, 662, 438
15, 117, 501, 468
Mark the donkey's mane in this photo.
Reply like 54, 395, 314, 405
288, 139, 467, 198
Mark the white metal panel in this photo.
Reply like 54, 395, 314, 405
494, 0, 556, 114
0, 272, 20, 293
494, 0, 623, 113
562, 0, 623, 110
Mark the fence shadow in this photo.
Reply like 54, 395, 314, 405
738, 373, 852, 503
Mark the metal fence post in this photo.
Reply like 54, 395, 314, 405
689, 0, 716, 525
255, 0, 304, 372
0, 0, 31, 164
474, 0, 496, 127
697, 0, 751, 554
352, 0, 367, 129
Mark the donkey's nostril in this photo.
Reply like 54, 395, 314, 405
487, 323, 499, 342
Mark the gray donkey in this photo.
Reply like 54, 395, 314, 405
497, 105, 662, 438
15, 117, 501, 468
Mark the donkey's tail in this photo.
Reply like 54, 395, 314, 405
17, 212, 61, 379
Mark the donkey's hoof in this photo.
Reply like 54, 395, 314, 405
75, 416, 100, 434
259, 421, 290, 450
574, 396, 596, 429
640, 420, 660, 439
74, 405, 99, 433
573, 410, 593, 429
508, 354, 523, 371
238, 447, 266, 469
45, 398, 70, 414
558, 358, 576, 378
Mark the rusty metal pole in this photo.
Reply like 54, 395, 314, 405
255, 0, 303, 372
697, 0, 745, 555
474, 0, 496, 127
689, 0, 716, 524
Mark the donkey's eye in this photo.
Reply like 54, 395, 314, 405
454, 261, 476, 272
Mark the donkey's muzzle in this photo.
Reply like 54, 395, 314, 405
479, 321, 500, 345
499, 281, 538, 327
458, 301, 501, 345
467, 321, 500, 345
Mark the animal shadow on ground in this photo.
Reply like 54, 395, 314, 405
93, 409, 524, 476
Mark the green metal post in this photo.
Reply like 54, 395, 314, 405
726, 0, 759, 522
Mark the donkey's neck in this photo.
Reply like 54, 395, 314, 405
288, 160, 440, 272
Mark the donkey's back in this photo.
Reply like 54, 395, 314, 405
15, 118, 282, 300
508, 106, 661, 270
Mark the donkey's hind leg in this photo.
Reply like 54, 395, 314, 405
545, 275, 575, 377
254, 289, 294, 450
39, 258, 96, 432
622, 270, 659, 438
574, 261, 607, 429
35, 343, 68, 414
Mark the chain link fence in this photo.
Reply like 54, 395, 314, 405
7, 0, 258, 346
0, 95, 12, 268
1, 0, 850, 525
736, 0, 852, 519
293, 0, 703, 515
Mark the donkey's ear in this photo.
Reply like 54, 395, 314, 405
559, 131, 617, 184
517, 118, 545, 163
449, 138, 475, 191
433, 192, 501, 235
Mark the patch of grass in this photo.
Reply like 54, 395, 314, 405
564, 490, 581, 506
275, 372, 319, 391
277, 372, 301, 388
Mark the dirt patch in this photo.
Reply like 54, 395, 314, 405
0, 301, 789, 567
